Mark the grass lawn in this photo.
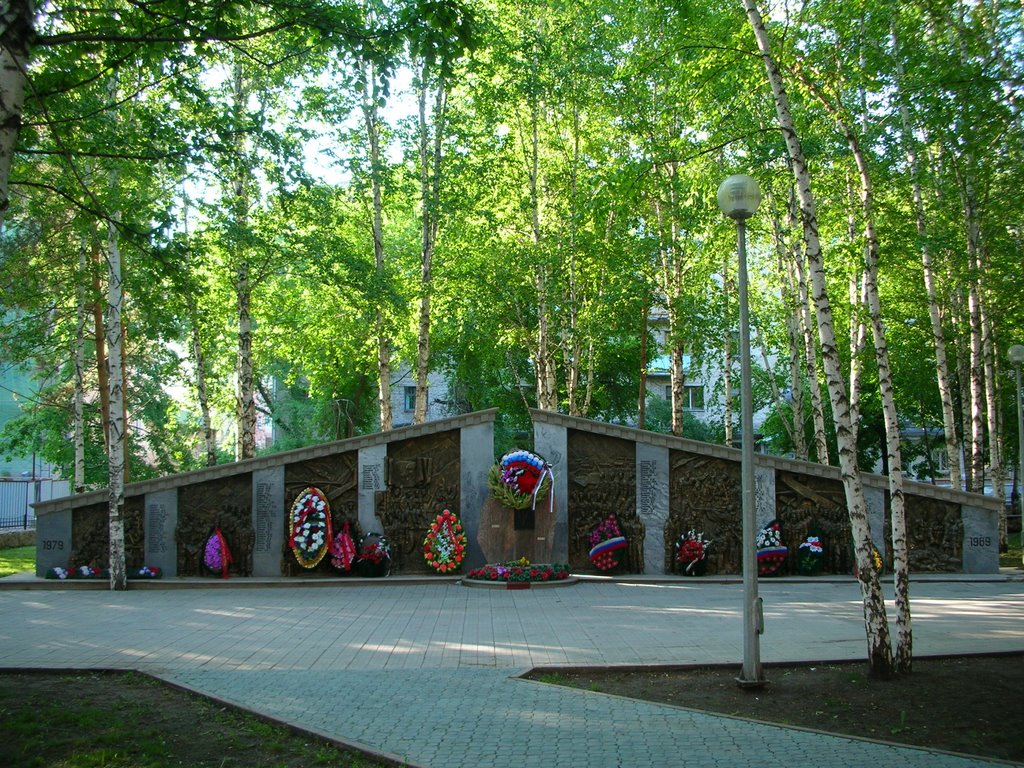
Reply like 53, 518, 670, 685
0, 546, 35, 578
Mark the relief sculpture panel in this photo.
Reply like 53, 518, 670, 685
775, 472, 851, 574
284, 452, 359, 575
70, 498, 144, 571
568, 430, 643, 573
905, 495, 962, 572
176, 474, 254, 577
666, 452, 740, 574
376, 431, 460, 574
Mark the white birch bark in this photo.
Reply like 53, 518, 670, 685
74, 238, 87, 493
0, 1, 31, 233
653, 168, 686, 436
230, 62, 256, 459
529, 104, 558, 411
964, 186, 986, 493
183, 200, 217, 466
743, 0, 893, 675
414, 65, 446, 425
105, 212, 127, 591
769, 197, 807, 459
361, 58, 392, 430
722, 255, 734, 446
892, 24, 962, 490
792, 229, 829, 464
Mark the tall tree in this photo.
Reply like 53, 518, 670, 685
742, 0, 894, 676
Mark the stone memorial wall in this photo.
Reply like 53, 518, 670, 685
32, 408, 1000, 578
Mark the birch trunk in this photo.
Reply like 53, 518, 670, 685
791, 64, 913, 668
769, 195, 807, 460
183, 201, 217, 466
743, 0, 893, 675
892, 24, 962, 490
964, 184, 986, 493
74, 238, 87, 493
638, 302, 648, 429
529, 99, 558, 411
230, 63, 256, 459
362, 58, 392, 430
92, 244, 111, 454
105, 213, 127, 591
793, 235, 829, 464
723, 255, 734, 446
414, 65, 445, 425
191, 315, 217, 466
0, 0, 31, 233
849, 128, 914, 674
654, 168, 686, 436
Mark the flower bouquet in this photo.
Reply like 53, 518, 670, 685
357, 532, 391, 577
329, 520, 357, 573
289, 487, 333, 569
756, 519, 788, 576
204, 527, 233, 579
675, 530, 712, 576
588, 514, 627, 571
796, 532, 824, 576
424, 509, 468, 574
131, 565, 162, 579
486, 449, 552, 510
45, 564, 107, 580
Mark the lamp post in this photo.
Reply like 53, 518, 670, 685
717, 174, 766, 688
1009, 344, 1024, 564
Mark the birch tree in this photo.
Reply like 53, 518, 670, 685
742, 0, 894, 676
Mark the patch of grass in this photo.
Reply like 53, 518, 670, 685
999, 539, 1022, 568
0, 671, 392, 768
0, 545, 34, 578
536, 672, 564, 685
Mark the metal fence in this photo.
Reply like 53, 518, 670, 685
0, 477, 69, 530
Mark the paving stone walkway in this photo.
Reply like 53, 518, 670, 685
1, 576, 1022, 766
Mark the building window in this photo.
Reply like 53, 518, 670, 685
403, 386, 416, 412
664, 384, 705, 410
684, 385, 704, 411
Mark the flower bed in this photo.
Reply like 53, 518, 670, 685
465, 559, 571, 584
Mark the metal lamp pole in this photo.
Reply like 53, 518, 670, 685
717, 174, 766, 688
1009, 345, 1024, 564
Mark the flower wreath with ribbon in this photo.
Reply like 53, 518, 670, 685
289, 487, 334, 569
675, 530, 712, 576
756, 518, 788, 576
486, 449, 553, 510
358, 532, 391, 565
796, 531, 825, 576
423, 508, 468, 573
588, 514, 627, 571
329, 520, 357, 572
204, 526, 233, 579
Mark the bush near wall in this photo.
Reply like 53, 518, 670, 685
0, 530, 35, 549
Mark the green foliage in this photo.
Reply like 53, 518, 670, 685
0, 0, 1022, 488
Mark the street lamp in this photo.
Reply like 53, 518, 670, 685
717, 174, 766, 688
1009, 344, 1024, 565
